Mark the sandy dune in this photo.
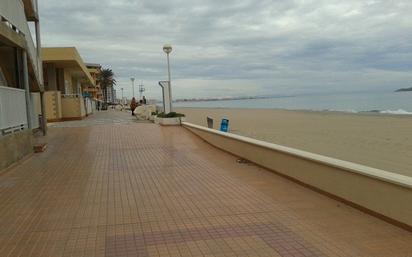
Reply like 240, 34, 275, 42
176, 107, 412, 177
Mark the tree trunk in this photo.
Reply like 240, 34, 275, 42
104, 86, 107, 104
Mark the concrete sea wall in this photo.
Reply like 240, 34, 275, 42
183, 122, 412, 230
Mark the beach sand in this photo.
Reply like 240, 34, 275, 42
176, 107, 412, 177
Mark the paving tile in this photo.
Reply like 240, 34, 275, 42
0, 111, 411, 257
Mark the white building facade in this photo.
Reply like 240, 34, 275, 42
0, 0, 46, 170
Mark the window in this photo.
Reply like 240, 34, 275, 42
0, 67, 8, 87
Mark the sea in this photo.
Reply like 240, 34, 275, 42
174, 91, 412, 115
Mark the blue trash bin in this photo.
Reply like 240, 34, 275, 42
220, 118, 229, 132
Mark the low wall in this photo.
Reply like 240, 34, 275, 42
44, 91, 62, 121
85, 98, 93, 115
0, 129, 33, 171
182, 122, 412, 230
79, 98, 86, 117
61, 97, 85, 120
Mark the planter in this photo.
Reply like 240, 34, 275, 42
154, 116, 186, 126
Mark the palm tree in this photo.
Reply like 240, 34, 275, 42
98, 68, 116, 107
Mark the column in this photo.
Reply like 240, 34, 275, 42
35, 19, 47, 135
23, 51, 33, 129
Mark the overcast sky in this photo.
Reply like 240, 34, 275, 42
39, 0, 412, 99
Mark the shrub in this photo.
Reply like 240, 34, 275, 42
157, 112, 185, 118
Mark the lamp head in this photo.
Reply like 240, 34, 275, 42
131, 77, 135, 82
163, 44, 172, 54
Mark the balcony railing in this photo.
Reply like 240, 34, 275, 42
0, 86, 28, 134
83, 87, 98, 93
62, 94, 83, 98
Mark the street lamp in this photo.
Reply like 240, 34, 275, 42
130, 77, 135, 98
138, 83, 145, 99
163, 44, 173, 112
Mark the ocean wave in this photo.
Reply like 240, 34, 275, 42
379, 109, 412, 115
325, 109, 359, 113
317, 109, 412, 115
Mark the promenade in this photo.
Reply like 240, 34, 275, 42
0, 111, 411, 257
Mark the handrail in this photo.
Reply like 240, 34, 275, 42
182, 122, 412, 189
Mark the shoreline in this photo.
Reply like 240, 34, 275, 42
176, 107, 412, 177
175, 106, 412, 118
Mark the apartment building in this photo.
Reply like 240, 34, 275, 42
42, 47, 96, 121
86, 63, 116, 107
85, 63, 103, 101
0, 0, 46, 170
106, 86, 117, 104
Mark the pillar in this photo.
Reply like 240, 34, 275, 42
22, 51, 32, 129
35, 19, 47, 135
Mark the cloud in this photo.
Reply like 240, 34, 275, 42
39, 0, 412, 99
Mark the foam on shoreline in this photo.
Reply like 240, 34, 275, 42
325, 109, 412, 115
379, 109, 412, 115
176, 106, 412, 116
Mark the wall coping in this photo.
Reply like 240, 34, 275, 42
182, 122, 412, 189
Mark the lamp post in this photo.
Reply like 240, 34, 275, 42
163, 44, 173, 112
131, 77, 135, 98
139, 83, 145, 99
121, 88, 124, 103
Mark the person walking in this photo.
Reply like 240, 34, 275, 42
142, 96, 147, 105
130, 97, 137, 116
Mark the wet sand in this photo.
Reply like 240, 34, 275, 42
176, 107, 412, 177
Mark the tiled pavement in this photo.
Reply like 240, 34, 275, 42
47, 110, 142, 128
0, 111, 411, 257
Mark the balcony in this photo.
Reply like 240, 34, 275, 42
0, 0, 42, 89
22, 0, 39, 21
83, 86, 98, 93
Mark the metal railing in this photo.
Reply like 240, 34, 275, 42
62, 94, 82, 98
0, 86, 28, 134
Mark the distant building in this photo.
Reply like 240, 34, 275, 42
106, 87, 117, 104
85, 64, 116, 105
85, 63, 103, 101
